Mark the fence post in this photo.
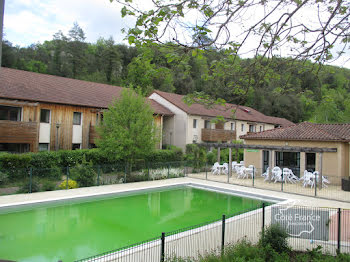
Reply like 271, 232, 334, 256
97, 165, 100, 186
221, 214, 226, 255
124, 164, 127, 183
262, 203, 266, 233
184, 162, 187, 176
205, 162, 208, 180
337, 208, 341, 254
252, 167, 255, 187
160, 232, 165, 262
29, 167, 32, 193
147, 162, 150, 181
315, 174, 317, 197
167, 163, 170, 179
66, 167, 69, 190
281, 172, 284, 192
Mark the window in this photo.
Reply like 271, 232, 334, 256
249, 125, 255, 132
204, 120, 211, 129
0, 105, 21, 121
72, 144, 81, 150
40, 109, 50, 123
0, 143, 29, 153
241, 124, 244, 132
193, 119, 197, 128
260, 126, 263, 132
73, 112, 82, 125
39, 143, 49, 151
231, 123, 235, 131
275, 151, 300, 177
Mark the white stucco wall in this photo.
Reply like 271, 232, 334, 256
149, 93, 188, 151
236, 121, 275, 140
186, 115, 206, 144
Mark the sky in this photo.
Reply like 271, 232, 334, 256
3, 0, 133, 45
3, 0, 350, 68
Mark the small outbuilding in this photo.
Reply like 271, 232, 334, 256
240, 122, 350, 185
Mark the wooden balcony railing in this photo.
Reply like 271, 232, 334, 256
0, 120, 38, 144
89, 125, 99, 144
201, 128, 236, 142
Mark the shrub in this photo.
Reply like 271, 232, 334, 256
146, 146, 183, 162
259, 223, 290, 253
18, 179, 40, 193
185, 144, 206, 170
29, 151, 60, 169
59, 179, 78, 190
0, 153, 32, 181
69, 157, 96, 187
0, 171, 8, 185
41, 180, 56, 191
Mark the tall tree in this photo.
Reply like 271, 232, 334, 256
96, 88, 159, 165
67, 22, 87, 78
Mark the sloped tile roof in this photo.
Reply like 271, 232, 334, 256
0, 67, 173, 116
152, 90, 294, 127
240, 122, 350, 142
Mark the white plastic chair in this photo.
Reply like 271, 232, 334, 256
301, 170, 314, 188
236, 166, 246, 179
262, 167, 270, 181
313, 171, 330, 188
222, 163, 229, 175
282, 168, 299, 183
211, 162, 220, 175
244, 165, 254, 179
271, 167, 282, 183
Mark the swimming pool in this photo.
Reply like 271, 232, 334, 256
0, 184, 276, 261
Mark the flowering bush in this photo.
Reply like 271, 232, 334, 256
59, 179, 78, 189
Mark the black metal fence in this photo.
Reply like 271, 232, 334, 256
0, 161, 188, 196
75, 204, 350, 261
0, 160, 349, 203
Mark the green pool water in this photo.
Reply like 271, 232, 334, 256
0, 186, 268, 261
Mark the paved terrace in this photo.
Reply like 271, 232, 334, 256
188, 172, 350, 204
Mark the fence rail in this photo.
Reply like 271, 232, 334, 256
75, 204, 350, 261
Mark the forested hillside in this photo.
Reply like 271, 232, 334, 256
2, 23, 350, 124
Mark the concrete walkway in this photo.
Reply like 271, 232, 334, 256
0, 177, 349, 209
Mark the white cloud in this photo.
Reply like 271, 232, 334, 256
3, 0, 134, 46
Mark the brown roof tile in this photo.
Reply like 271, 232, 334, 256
0, 67, 172, 115
152, 90, 294, 126
240, 122, 350, 142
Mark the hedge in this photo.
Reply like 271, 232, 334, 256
0, 147, 184, 173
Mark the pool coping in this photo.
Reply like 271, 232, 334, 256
0, 180, 287, 212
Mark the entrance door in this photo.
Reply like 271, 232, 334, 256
306, 153, 316, 172
263, 150, 269, 172
275, 151, 300, 177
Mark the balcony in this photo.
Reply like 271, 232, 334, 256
0, 120, 38, 144
89, 125, 99, 144
201, 128, 236, 142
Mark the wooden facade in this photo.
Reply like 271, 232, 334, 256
0, 99, 164, 152
0, 99, 101, 152
89, 125, 98, 145
201, 128, 236, 142
0, 120, 39, 151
